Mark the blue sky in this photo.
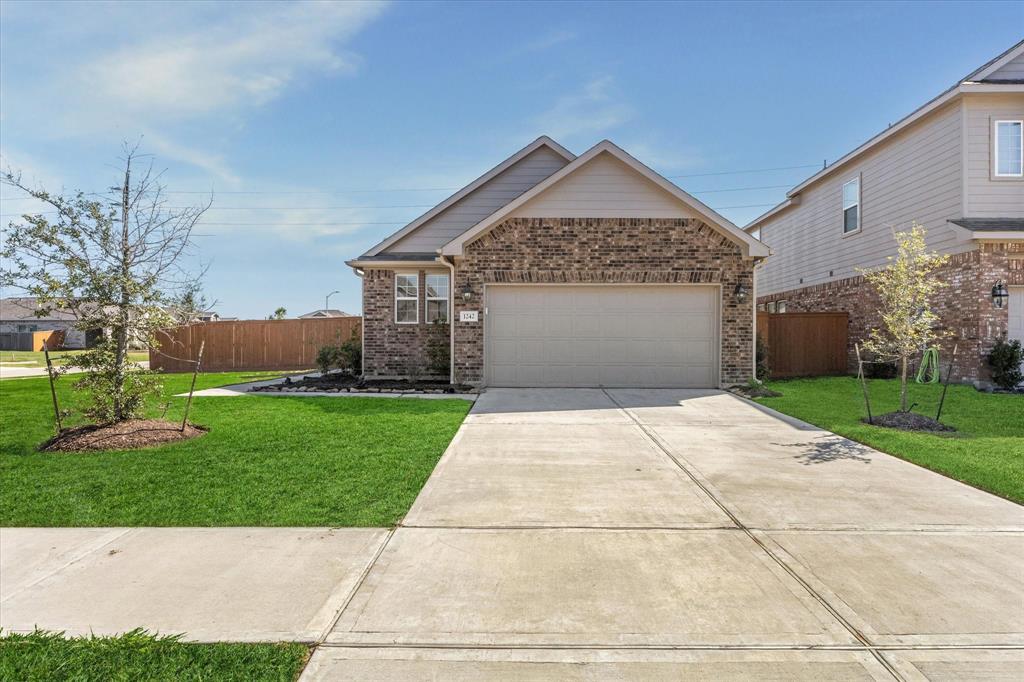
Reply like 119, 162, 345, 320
1, 1, 1021, 318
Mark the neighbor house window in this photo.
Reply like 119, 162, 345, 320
395, 273, 418, 324
425, 274, 449, 323
995, 120, 1023, 177
842, 177, 860, 233
767, 301, 777, 313
776, 300, 787, 313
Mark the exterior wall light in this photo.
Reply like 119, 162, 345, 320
734, 283, 749, 304
461, 284, 474, 302
992, 281, 1009, 309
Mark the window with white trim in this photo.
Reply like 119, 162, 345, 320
425, 274, 449, 323
395, 273, 418, 324
842, 177, 860, 234
995, 120, 1023, 177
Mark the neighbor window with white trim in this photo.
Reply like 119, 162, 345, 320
425, 274, 449, 323
395, 273, 418, 324
994, 120, 1023, 177
842, 177, 860, 234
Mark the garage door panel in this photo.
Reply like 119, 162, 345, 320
486, 285, 720, 388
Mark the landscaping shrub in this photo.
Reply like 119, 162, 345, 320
988, 338, 1024, 390
426, 320, 450, 377
316, 329, 362, 376
755, 335, 771, 382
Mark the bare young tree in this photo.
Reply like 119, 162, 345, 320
1, 143, 211, 423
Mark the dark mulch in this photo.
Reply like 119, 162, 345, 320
40, 420, 207, 452
731, 385, 783, 399
864, 411, 956, 433
253, 373, 475, 394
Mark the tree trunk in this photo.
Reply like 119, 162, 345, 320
112, 163, 131, 422
899, 354, 909, 412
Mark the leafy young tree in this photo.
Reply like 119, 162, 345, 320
1, 144, 210, 423
269, 307, 287, 320
859, 223, 950, 412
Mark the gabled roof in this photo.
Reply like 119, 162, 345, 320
746, 39, 1024, 231
298, 309, 351, 318
360, 136, 575, 257
441, 140, 770, 258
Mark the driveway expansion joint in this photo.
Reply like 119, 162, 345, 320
599, 388, 902, 679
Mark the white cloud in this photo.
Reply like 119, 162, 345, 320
76, 1, 388, 120
533, 76, 633, 140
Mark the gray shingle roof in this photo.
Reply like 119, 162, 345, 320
949, 218, 1024, 232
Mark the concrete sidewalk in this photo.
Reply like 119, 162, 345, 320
0, 528, 388, 642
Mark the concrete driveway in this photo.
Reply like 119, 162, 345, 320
313, 388, 1024, 679
3, 388, 1021, 679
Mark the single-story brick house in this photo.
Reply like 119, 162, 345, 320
347, 138, 769, 388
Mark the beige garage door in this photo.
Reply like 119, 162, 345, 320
486, 285, 719, 388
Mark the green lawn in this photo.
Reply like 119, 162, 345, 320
0, 630, 308, 682
754, 376, 1024, 503
0, 350, 149, 367
0, 371, 470, 526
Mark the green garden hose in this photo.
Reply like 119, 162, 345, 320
915, 347, 941, 384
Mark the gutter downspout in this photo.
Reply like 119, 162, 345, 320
351, 267, 365, 379
440, 255, 456, 385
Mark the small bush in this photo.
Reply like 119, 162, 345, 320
988, 337, 1024, 390
864, 358, 898, 379
315, 328, 362, 375
426, 320, 450, 377
755, 336, 771, 382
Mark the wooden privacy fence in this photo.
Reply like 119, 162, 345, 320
150, 317, 361, 373
0, 329, 65, 352
757, 312, 848, 378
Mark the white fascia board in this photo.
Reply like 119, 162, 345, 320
966, 40, 1024, 81
362, 136, 575, 257
442, 140, 770, 258
970, 232, 1024, 241
344, 258, 441, 269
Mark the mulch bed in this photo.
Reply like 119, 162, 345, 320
730, 385, 783, 399
40, 419, 207, 452
253, 373, 476, 394
864, 411, 956, 433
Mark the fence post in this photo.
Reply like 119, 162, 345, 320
181, 340, 205, 432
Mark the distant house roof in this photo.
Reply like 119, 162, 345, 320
299, 309, 351, 319
746, 39, 1024, 231
949, 218, 1024, 232
0, 297, 78, 321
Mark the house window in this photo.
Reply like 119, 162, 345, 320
757, 303, 766, 312
395, 273, 418, 324
776, 300, 787, 313
425, 274, 449, 323
842, 177, 860, 233
767, 301, 777, 313
995, 120, 1023, 177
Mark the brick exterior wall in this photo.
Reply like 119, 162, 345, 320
362, 268, 450, 379
758, 242, 1024, 385
450, 217, 756, 386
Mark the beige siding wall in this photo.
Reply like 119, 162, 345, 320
988, 53, 1024, 80
963, 92, 1024, 218
756, 101, 965, 296
390, 147, 569, 253
511, 151, 696, 219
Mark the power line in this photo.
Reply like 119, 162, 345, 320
0, 163, 819, 200
0, 184, 794, 218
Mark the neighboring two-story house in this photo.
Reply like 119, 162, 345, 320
746, 41, 1024, 385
